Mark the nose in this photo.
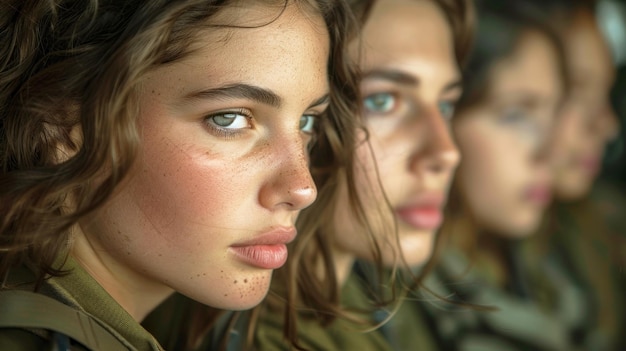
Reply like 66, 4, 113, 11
258, 134, 317, 211
409, 107, 460, 175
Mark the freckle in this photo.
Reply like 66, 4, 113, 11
151, 90, 155, 93
203, 273, 206, 276
197, 274, 200, 277
158, 254, 162, 257
244, 279, 248, 283
234, 280, 238, 284
224, 294, 228, 297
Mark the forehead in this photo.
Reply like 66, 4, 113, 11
488, 31, 562, 100
565, 15, 615, 94
357, 0, 458, 79
147, 3, 330, 98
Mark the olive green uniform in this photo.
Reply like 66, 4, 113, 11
0, 256, 164, 351
520, 182, 626, 351
254, 271, 394, 351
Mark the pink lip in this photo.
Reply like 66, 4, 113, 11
395, 193, 445, 230
230, 227, 296, 269
578, 155, 601, 175
524, 184, 552, 206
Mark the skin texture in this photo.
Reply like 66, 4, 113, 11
552, 10, 618, 201
454, 31, 563, 237
332, 0, 461, 280
71, 4, 330, 321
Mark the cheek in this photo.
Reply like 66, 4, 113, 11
130, 133, 256, 246
456, 126, 524, 208
553, 109, 582, 152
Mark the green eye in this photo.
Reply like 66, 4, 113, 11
438, 101, 456, 120
208, 113, 249, 129
363, 93, 396, 114
300, 115, 316, 134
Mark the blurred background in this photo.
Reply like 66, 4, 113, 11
599, 0, 626, 188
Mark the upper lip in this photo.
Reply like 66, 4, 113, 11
231, 226, 297, 247
396, 192, 445, 210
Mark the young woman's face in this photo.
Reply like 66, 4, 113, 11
453, 31, 562, 237
333, 0, 461, 267
552, 12, 618, 201
76, 4, 329, 313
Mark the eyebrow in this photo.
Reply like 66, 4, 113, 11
363, 68, 462, 94
184, 84, 330, 109
364, 69, 419, 86
185, 83, 283, 108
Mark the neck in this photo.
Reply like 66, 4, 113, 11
327, 244, 356, 287
71, 227, 173, 321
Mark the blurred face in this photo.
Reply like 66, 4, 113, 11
454, 31, 563, 237
333, 0, 461, 267
74, 4, 329, 316
552, 11, 618, 201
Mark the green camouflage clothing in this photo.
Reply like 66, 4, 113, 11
520, 182, 626, 351
254, 270, 394, 351
396, 247, 588, 351
0, 256, 164, 351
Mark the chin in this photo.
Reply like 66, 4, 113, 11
503, 217, 543, 239
200, 271, 272, 311
394, 229, 436, 268
555, 182, 593, 202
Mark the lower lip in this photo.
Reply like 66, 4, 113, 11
578, 157, 600, 175
396, 207, 443, 230
230, 244, 288, 269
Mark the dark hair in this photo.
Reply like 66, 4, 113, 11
456, 0, 568, 110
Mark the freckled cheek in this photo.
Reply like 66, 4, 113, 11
130, 144, 252, 239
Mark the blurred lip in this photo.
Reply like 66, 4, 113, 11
229, 227, 296, 269
577, 155, 601, 175
524, 184, 552, 206
395, 193, 445, 230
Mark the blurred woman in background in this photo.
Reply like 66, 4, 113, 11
522, 0, 626, 349
382, 1, 571, 350
252, 0, 472, 349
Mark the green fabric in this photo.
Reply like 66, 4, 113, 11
520, 182, 626, 351
411, 249, 582, 351
0, 256, 164, 351
383, 295, 438, 351
254, 272, 394, 351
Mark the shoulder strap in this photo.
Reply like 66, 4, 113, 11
0, 290, 131, 351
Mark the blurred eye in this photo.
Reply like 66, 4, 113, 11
363, 93, 396, 114
438, 101, 456, 120
300, 115, 317, 134
499, 109, 541, 138
207, 112, 250, 129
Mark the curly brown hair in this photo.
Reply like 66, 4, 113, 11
0, 0, 360, 341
